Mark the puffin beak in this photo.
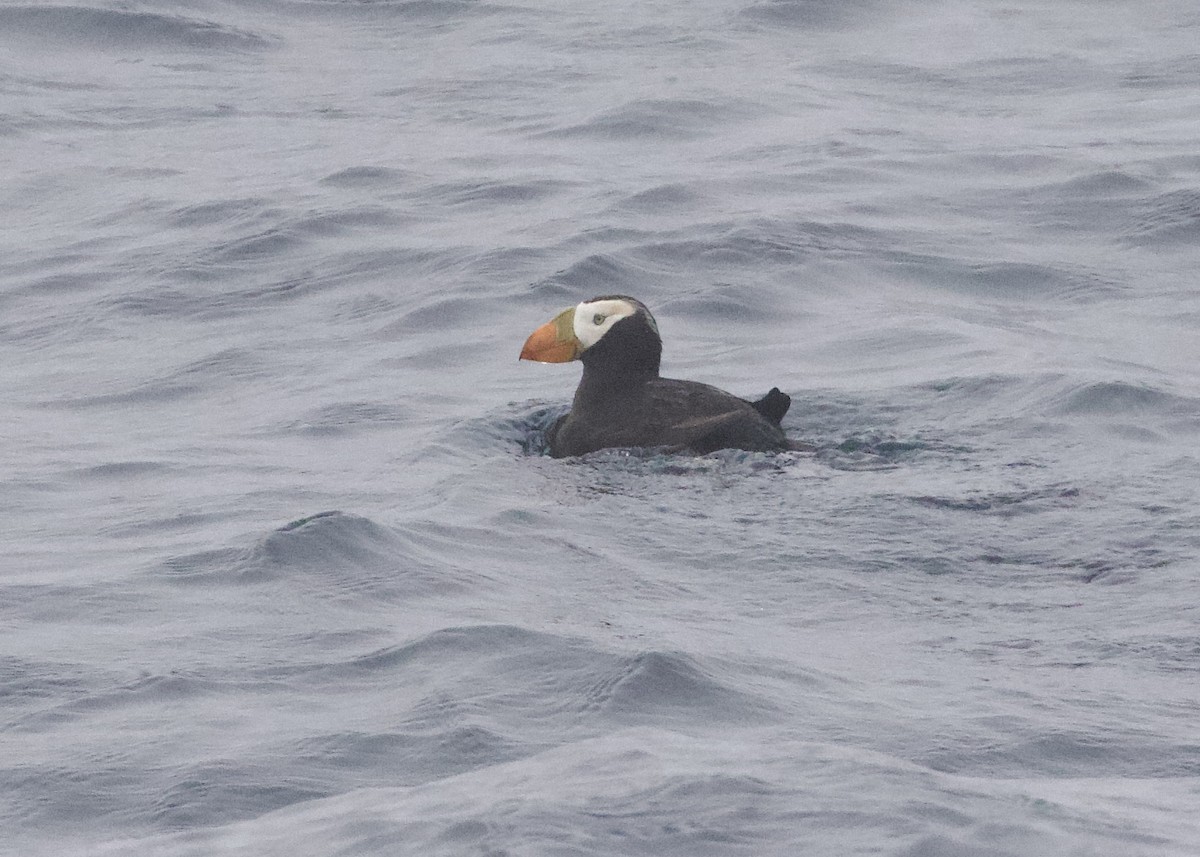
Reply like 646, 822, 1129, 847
519, 307, 581, 363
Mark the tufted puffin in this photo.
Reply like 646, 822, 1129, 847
520, 295, 798, 458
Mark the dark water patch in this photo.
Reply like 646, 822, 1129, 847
918, 374, 1029, 402
1063, 558, 1123, 585
45, 380, 201, 409
635, 218, 884, 271
1043, 170, 1153, 199
818, 434, 941, 471
295, 205, 403, 235
1123, 189, 1200, 246
0, 71, 104, 94
176, 203, 395, 263
896, 832, 1048, 857
515, 403, 568, 456
1102, 422, 1166, 444
380, 295, 491, 336
0, 580, 144, 628
954, 55, 1103, 95
425, 178, 573, 207
1052, 381, 1198, 419
292, 724, 530, 785
569, 225, 655, 246
618, 183, 705, 212
204, 246, 416, 296
520, 277, 587, 305
428, 402, 565, 458
319, 166, 414, 189
326, 292, 399, 323
587, 650, 774, 723
0, 6, 272, 52
530, 253, 646, 295
197, 732, 836, 857
67, 461, 175, 481
284, 0, 501, 23
784, 388, 908, 437
332, 625, 775, 729
461, 245, 552, 281
635, 234, 789, 270
0, 657, 95, 709
1121, 64, 1189, 92
121, 275, 324, 320
925, 727, 1186, 778
779, 384, 960, 469
277, 401, 411, 436
160, 545, 258, 584
56, 672, 237, 713
102, 510, 246, 539
815, 447, 900, 472
831, 59, 969, 95
47, 346, 268, 409
151, 761, 326, 829
1003, 170, 1157, 239
739, 0, 883, 30
912, 374, 1118, 433
8, 669, 258, 735
897, 257, 1063, 299
168, 197, 280, 229
345, 624, 555, 673
540, 97, 763, 141
7, 271, 109, 299
1063, 549, 1174, 585
884, 252, 1123, 303
102, 285, 213, 319
658, 282, 794, 324
912, 484, 1080, 517
311, 246, 485, 291
1147, 153, 1200, 174
257, 510, 392, 564
1126, 637, 1200, 674
1, 249, 102, 283
2, 761, 149, 833
204, 226, 308, 264
151, 62, 214, 74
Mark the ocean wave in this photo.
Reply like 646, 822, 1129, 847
539, 97, 765, 141
302, 624, 776, 732
1123, 188, 1200, 247
160, 511, 481, 598
0, 6, 272, 52
739, 0, 884, 31
1051, 380, 1200, 418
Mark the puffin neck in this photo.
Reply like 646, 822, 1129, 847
578, 313, 662, 380
578, 361, 658, 392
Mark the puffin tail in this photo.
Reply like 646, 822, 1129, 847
751, 387, 790, 425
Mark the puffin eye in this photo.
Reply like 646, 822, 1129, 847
592, 313, 605, 325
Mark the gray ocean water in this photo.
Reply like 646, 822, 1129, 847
3, 1, 1200, 854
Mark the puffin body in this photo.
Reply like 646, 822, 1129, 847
520, 295, 794, 458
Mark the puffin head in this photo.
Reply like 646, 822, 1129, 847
520, 295, 661, 374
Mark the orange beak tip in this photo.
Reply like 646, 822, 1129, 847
519, 319, 578, 363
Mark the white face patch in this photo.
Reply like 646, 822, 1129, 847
572, 298, 641, 351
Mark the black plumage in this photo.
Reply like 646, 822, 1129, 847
538, 295, 795, 458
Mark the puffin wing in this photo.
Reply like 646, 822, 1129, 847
644, 379, 789, 454
660, 410, 769, 454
